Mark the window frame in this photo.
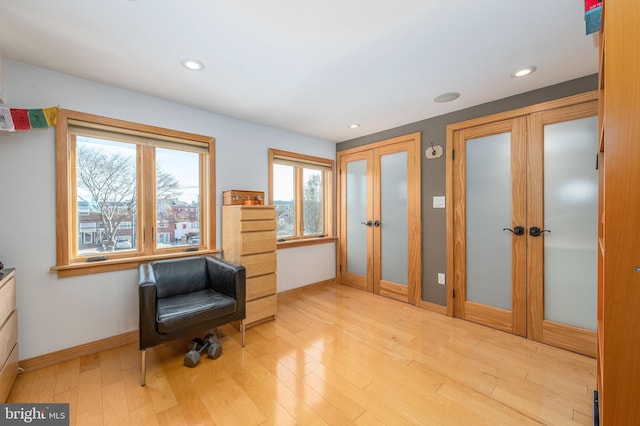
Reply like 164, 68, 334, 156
54, 109, 217, 277
268, 148, 335, 247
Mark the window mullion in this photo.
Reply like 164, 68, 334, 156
141, 146, 155, 253
295, 167, 304, 237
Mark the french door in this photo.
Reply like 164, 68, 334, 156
451, 99, 598, 356
337, 133, 421, 304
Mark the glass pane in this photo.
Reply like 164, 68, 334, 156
274, 164, 295, 237
346, 159, 368, 276
76, 137, 137, 255
303, 168, 323, 235
543, 116, 598, 330
156, 148, 201, 248
380, 152, 408, 285
466, 132, 512, 311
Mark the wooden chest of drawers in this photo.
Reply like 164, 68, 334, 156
222, 206, 277, 327
0, 268, 18, 402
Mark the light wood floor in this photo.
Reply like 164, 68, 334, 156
8, 284, 596, 425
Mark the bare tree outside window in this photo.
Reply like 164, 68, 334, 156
270, 149, 333, 241
303, 170, 323, 235
76, 140, 180, 252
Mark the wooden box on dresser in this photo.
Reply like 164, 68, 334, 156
222, 205, 277, 328
597, 1, 640, 424
0, 268, 18, 402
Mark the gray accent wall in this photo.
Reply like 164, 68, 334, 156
337, 74, 598, 307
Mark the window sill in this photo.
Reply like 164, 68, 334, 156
276, 236, 337, 250
51, 249, 221, 278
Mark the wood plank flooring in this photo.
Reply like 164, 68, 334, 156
8, 284, 596, 425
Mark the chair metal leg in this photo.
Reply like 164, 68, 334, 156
242, 320, 246, 347
140, 349, 146, 386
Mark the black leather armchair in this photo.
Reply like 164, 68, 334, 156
138, 256, 246, 385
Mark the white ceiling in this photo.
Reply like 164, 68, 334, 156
0, 0, 599, 142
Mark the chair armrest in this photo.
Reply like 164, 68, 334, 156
139, 263, 159, 349
205, 256, 246, 305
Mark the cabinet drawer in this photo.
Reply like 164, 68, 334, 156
241, 252, 277, 278
0, 276, 16, 325
240, 231, 277, 255
0, 311, 17, 367
246, 295, 277, 325
239, 207, 276, 221
0, 343, 18, 403
240, 220, 276, 232
247, 273, 276, 301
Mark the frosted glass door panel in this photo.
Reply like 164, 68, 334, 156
543, 116, 598, 330
466, 133, 512, 311
380, 152, 408, 285
346, 160, 368, 276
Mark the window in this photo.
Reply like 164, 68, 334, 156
269, 149, 334, 242
55, 109, 216, 276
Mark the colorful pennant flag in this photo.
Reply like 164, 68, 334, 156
28, 109, 49, 128
0, 107, 14, 131
10, 109, 30, 131
0, 106, 58, 132
42, 107, 58, 126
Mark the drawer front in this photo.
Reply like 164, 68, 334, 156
241, 230, 277, 254
241, 252, 277, 278
0, 311, 17, 367
0, 276, 16, 325
241, 220, 276, 232
240, 207, 276, 221
247, 273, 277, 301
246, 295, 277, 325
0, 343, 18, 403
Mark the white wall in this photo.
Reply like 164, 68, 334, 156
0, 60, 337, 359
0, 55, 4, 103
277, 243, 336, 293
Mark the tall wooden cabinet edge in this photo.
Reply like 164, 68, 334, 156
597, 1, 640, 424
0, 269, 18, 402
222, 206, 277, 328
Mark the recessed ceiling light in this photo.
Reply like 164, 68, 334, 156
181, 59, 205, 71
511, 66, 537, 78
433, 92, 460, 103
348, 124, 360, 129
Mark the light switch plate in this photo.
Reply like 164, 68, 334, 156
433, 196, 445, 209
438, 273, 446, 285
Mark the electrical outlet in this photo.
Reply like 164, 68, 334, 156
438, 273, 446, 285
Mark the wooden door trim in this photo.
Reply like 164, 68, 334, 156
447, 91, 597, 134
337, 132, 422, 305
447, 94, 598, 356
338, 132, 421, 156
448, 93, 598, 318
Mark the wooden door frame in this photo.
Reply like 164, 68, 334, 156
446, 91, 598, 316
337, 132, 422, 305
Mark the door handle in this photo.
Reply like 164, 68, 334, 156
373, 220, 381, 227
529, 226, 551, 237
503, 226, 524, 236
361, 220, 373, 227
